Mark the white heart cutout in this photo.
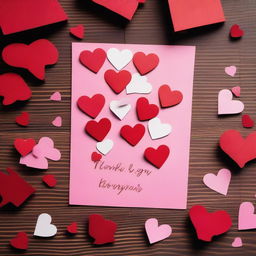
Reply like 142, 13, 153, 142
34, 213, 57, 237
110, 100, 131, 120
96, 139, 114, 155
107, 48, 133, 70
126, 73, 152, 94
148, 117, 172, 140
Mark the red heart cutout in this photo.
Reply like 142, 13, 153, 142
67, 222, 78, 234
10, 232, 28, 250
144, 145, 170, 168
136, 97, 159, 121
0, 73, 31, 106
85, 118, 111, 142
15, 112, 30, 127
91, 152, 102, 162
70, 24, 84, 39
2, 39, 59, 80
159, 84, 183, 108
219, 129, 256, 168
14, 138, 36, 157
242, 114, 254, 128
77, 94, 105, 119
89, 214, 117, 245
230, 24, 244, 38
79, 48, 106, 73
104, 69, 132, 94
42, 174, 57, 188
189, 205, 232, 242
120, 124, 145, 146
133, 52, 159, 75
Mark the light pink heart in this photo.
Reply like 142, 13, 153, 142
145, 218, 172, 244
52, 116, 62, 127
231, 86, 241, 97
218, 89, 244, 115
50, 92, 61, 101
20, 153, 48, 169
225, 65, 237, 77
232, 237, 243, 247
203, 169, 231, 196
238, 202, 256, 230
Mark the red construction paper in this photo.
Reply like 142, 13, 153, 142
189, 205, 232, 242
91, 152, 102, 162
14, 138, 36, 157
42, 174, 57, 188
242, 115, 254, 128
0, 167, 35, 207
120, 124, 145, 146
230, 24, 244, 38
168, 0, 225, 32
67, 222, 78, 234
0, 0, 68, 35
159, 84, 183, 108
70, 25, 84, 39
15, 112, 30, 126
2, 39, 59, 80
133, 52, 159, 75
136, 97, 159, 121
10, 232, 28, 250
0, 73, 31, 106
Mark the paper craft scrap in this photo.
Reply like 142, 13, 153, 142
203, 169, 231, 196
218, 89, 244, 115
0, 167, 35, 208
238, 202, 256, 230
225, 66, 237, 77
89, 214, 117, 245
0, 0, 68, 35
145, 218, 172, 244
0, 73, 31, 106
242, 114, 254, 128
42, 174, 57, 188
107, 48, 133, 71
67, 222, 78, 234
50, 92, 62, 101
133, 52, 159, 75
70, 25, 84, 39
10, 232, 29, 250
34, 213, 57, 237
219, 130, 256, 168
168, 0, 225, 32
14, 138, 36, 157
231, 86, 241, 97
189, 205, 232, 242
16, 112, 30, 127
126, 73, 152, 94
52, 116, 62, 127
230, 24, 244, 38
2, 39, 59, 80
232, 237, 243, 248
148, 117, 172, 140
158, 84, 183, 108
70, 43, 195, 209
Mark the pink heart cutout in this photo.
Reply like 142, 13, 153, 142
52, 116, 62, 127
238, 202, 256, 230
225, 66, 237, 77
231, 86, 241, 97
50, 92, 61, 101
232, 237, 243, 247
203, 169, 231, 196
145, 218, 172, 244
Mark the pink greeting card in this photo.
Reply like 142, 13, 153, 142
70, 42, 195, 209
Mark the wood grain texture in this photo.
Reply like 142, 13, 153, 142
0, 0, 256, 255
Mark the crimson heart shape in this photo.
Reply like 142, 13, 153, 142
219, 130, 256, 168
77, 94, 105, 119
79, 48, 106, 73
133, 52, 159, 75
42, 174, 57, 188
10, 232, 28, 250
144, 145, 170, 168
14, 138, 36, 157
120, 124, 145, 146
230, 24, 244, 38
85, 118, 111, 142
2, 39, 59, 80
91, 152, 102, 162
242, 114, 254, 128
89, 214, 117, 245
70, 24, 84, 39
136, 97, 159, 121
189, 205, 232, 242
67, 222, 78, 234
158, 84, 183, 108
104, 69, 132, 94
15, 112, 30, 126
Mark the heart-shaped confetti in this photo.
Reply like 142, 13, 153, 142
50, 91, 61, 101
14, 138, 36, 157
52, 116, 62, 127
133, 52, 159, 75
10, 232, 28, 250
242, 114, 254, 128
136, 97, 159, 121
110, 100, 131, 120
231, 86, 240, 97
230, 24, 244, 38
70, 24, 84, 39
238, 202, 256, 230
144, 145, 170, 168
16, 112, 30, 126
34, 213, 57, 237
232, 237, 243, 247
120, 124, 145, 146
96, 139, 114, 155
126, 73, 152, 94
107, 48, 133, 70
91, 152, 102, 162
42, 174, 57, 188
225, 66, 237, 77
148, 117, 172, 140
158, 84, 183, 108
67, 222, 78, 234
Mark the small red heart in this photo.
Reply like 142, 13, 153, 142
15, 112, 30, 126
133, 52, 159, 75
91, 152, 102, 162
159, 84, 183, 108
89, 214, 117, 245
242, 114, 254, 128
189, 205, 232, 242
67, 222, 78, 234
136, 97, 159, 121
14, 138, 36, 157
42, 174, 57, 188
10, 232, 28, 250
79, 48, 106, 73
85, 118, 111, 142
104, 69, 132, 94
219, 130, 256, 168
70, 24, 84, 39
230, 24, 244, 38
120, 124, 145, 146
144, 145, 170, 168
77, 94, 105, 119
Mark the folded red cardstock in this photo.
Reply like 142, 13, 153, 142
168, 0, 225, 32
0, 0, 68, 35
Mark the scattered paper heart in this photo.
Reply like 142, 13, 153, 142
230, 24, 244, 38
231, 86, 240, 97
34, 213, 57, 237
120, 124, 145, 146
158, 84, 183, 108
144, 145, 170, 168
14, 138, 36, 157
42, 174, 57, 188
110, 100, 131, 120
70, 24, 84, 39
15, 112, 30, 127
91, 152, 102, 162
50, 91, 61, 101
67, 222, 78, 234
96, 139, 114, 155
107, 48, 133, 70
136, 97, 159, 121
52, 116, 62, 127
238, 202, 256, 230
225, 66, 237, 77
133, 52, 159, 75
242, 114, 254, 128
232, 237, 243, 247
126, 73, 152, 94
148, 117, 172, 140
10, 232, 28, 250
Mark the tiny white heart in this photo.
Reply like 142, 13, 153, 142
126, 73, 152, 94
34, 213, 57, 237
110, 100, 131, 120
107, 48, 133, 70
96, 139, 114, 155
148, 117, 172, 140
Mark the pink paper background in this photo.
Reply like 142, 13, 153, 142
70, 42, 195, 209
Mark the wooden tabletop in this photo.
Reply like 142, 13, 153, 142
1, 0, 256, 255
